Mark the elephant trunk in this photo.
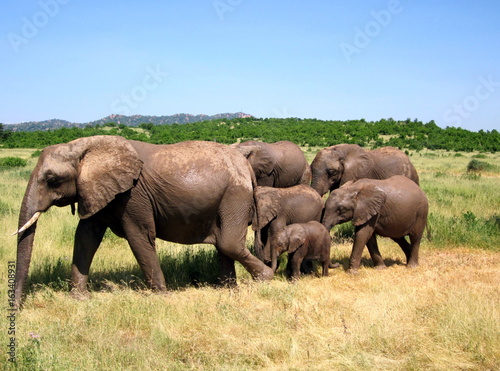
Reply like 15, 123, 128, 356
14, 174, 42, 309
270, 244, 278, 272
310, 173, 328, 197
253, 230, 264, 261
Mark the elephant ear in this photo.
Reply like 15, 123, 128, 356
288, 226, 306, 254
76, 136, 143, 219
341, 147, 374, 185
252, 186, 280, 230
352, 183, 386, 226
237, 144, 274, 178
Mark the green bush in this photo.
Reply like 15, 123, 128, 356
467, 159, 493, 172
0, 156, 27, 168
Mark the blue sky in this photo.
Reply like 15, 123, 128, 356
1, 0, 499, 132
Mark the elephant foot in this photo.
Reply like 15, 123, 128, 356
406, 262, 419, 268
373, 264, 387, 270
254, 265, 274, 281
329, 262, 341, 269
346, 268, 359, 275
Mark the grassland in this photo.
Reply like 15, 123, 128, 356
1, 147, 499, 370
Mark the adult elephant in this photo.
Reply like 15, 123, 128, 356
13, 136, 273, 308
310, 144, 419, 197
231, 140, 311, 187
253, 185, 325, 272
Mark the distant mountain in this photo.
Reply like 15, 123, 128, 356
5, 112, 253, 132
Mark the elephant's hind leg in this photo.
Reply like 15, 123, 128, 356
215, 194, 274, 282
392, 236, 419, 268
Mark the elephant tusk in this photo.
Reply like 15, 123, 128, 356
12, 212, 41, 236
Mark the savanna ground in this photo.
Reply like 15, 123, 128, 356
1, 146, 499, 370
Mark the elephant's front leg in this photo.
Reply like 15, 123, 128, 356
288, 253, 302, 280
122, 216, 167, 291
71, 218, 107, 297
348, 223, 375, 273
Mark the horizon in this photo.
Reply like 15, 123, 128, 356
1, 1, 499, 132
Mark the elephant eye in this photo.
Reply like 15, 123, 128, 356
46, 175, 63, 188
327, 169, 338, 176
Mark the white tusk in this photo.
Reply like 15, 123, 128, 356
12, 212, 41, 236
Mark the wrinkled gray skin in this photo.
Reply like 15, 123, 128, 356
322, 175, 428, 273
14, 136, 273, 308
311, 144, 419, 197
275, 221, 332, 279
252, 185, 324, 272
232, 140, 312, 187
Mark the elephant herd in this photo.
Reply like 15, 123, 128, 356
13, 136, 428, 308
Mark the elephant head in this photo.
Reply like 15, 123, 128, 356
322, 181, 386, 230
13, 135, 142, 308
311, 144, 373, 196
231, 141, 275, 184
276, 224, 306, 256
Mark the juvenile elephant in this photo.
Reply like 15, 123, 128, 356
311, 144, 419, 196
322, 175, 428, 273
232, 140, 311, 187
13, 136, 273, 308
275, 221, 332, 279
253, 185, 323, 271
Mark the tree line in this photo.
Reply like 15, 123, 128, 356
1, 118, 499, 152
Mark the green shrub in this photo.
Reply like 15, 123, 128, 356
0, 156, 27, 168
467, 159, 493, 172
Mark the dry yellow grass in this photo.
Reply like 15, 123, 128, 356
2, 243, 498, 370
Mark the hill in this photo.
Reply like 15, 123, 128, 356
4, 112, 252, 132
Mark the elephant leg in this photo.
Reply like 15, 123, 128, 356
391, 237, 412, 263
122, 219, 167, 291
71, 218, 107, 295
288, 254, 301, 280
349, 224, 374, 272
216, 192, 274, 281
366, 234, 386, 269
321, 258, 330, 277
217, 251, 237, 287
406, 233, 422, 268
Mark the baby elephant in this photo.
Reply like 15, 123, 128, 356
275, 221, 332, 279
322, 175, 428, 273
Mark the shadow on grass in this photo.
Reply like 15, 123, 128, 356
330, 256, 407, 271
26, 247, 221, 295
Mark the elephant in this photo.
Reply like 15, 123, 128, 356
13, 135, 274, 308
275, 221, 332, 279
310, 144, 419, 197
231, 140, 312, 187
252, 184, 325, 272
322, 175, 428, 273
